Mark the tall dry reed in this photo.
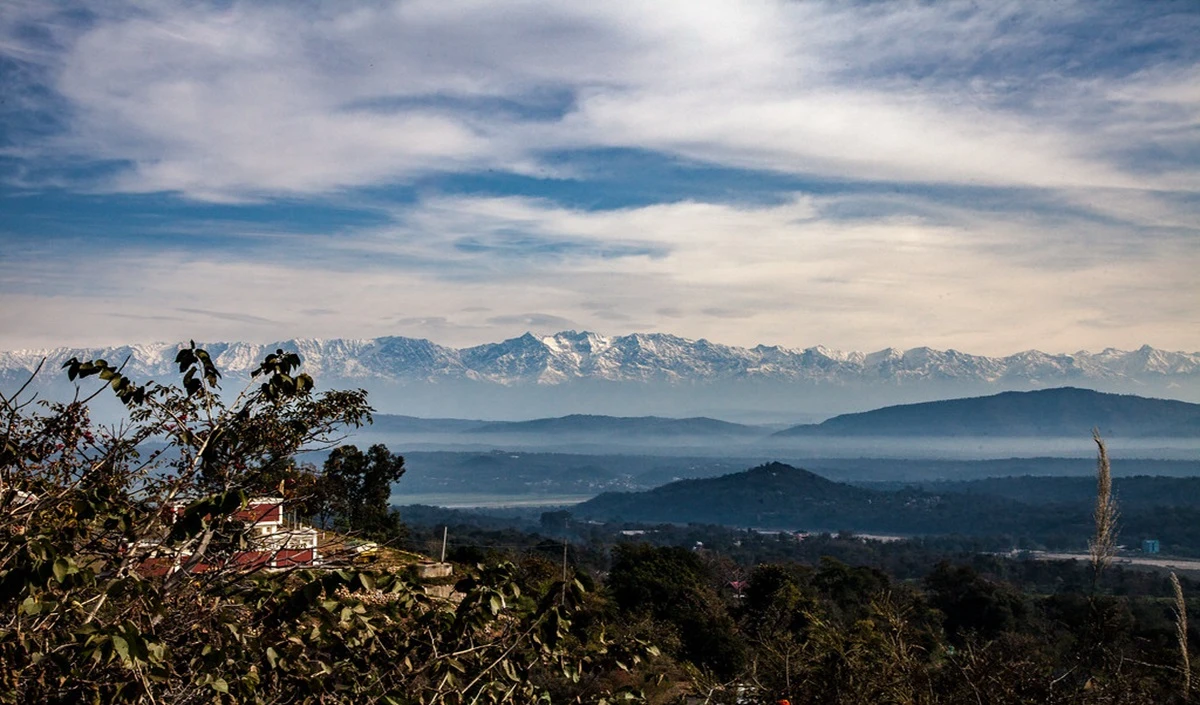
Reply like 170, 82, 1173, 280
1088, 430, 1118, 586
1172, 572, 1191, 698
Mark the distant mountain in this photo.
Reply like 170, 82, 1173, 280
574, 462, 1027, 533
773, 387, 1200, 438
368, 415, 487, 434
468, 414, 762, 437
3, 331, 1198, 419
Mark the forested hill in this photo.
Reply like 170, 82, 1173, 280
773, 387, 1200, 438
574, 462, 1029, 533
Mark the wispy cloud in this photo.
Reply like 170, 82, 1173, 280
485, 313, 577, 328
3, 1, 1198, 198
2, 192, 1196, 354
175, 307, 275, 325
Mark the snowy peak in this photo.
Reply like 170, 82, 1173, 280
1, 334, 1198, 393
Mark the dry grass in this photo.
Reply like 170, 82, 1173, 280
1088, 430, 1118, 584
316, 531, 429, 569
1172, 572, 1191, 698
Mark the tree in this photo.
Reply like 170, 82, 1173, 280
924, 562, 1028, 644
607, 544, 745, 679
539, 509, 572, 535
320, 443, 405, 538
743, 563, 814, 637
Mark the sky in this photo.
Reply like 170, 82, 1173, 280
1, 0, 1198, 356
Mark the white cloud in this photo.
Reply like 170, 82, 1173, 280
2, 0, 1193, 198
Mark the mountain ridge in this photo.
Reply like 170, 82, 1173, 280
3, 331, 1197, 386
468, 414, 762, 437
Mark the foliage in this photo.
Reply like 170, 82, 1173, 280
0, 346, 654, 704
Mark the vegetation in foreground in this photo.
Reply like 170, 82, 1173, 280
0, 348, 654, 704
1, 345, 1197, 703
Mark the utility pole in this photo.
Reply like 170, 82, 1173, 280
561, 538, 568, 582
440, 526, 448, 563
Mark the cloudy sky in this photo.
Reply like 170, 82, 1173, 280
1, 0, 1198, 355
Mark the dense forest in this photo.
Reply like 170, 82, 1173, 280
2, 348, 1198, 703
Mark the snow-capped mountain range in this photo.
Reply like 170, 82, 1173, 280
3, 332, 1198, 420
3, 331, 1197, 386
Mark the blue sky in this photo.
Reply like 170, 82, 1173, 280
1, 0, 1198, 354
